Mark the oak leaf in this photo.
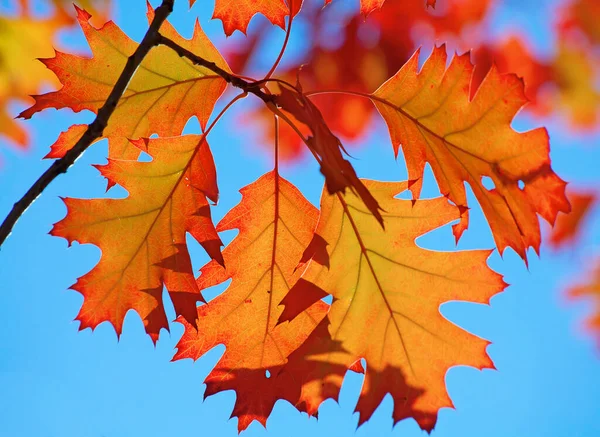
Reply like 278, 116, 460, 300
52, 135, 222, 342
372, 45, 570, 260
19, 5, 229, 160
283, 180, 506, 430
197, 0, 301, 36
173, 171, 328, 431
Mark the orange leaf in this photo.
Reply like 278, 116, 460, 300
546, 41, 600, 129
44, 124, 97, 159
19, 5, 229, 160
373, 0, 491, 57
173, 171, 328, 431
372, 45, 570, 260
550, 190, 596, 249
471, 38, 553, 104
279, 317, 365, 417
52, 136, 222, 342
198, 0, 301, 36
323, 0, 384, 17
276, 86, 384, 225
203, 0, 402, 37
283, 180, 506, 430
560, 0, 600, 45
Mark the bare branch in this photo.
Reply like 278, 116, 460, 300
0, 0, 176, 248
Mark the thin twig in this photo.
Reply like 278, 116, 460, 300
0, 0, 176, 248
264, 9, 293, 80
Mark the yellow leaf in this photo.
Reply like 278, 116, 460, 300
372, 46, 570, 260
285, 180, 506, 430
20, 6, 230, 160
51, 135, 222, 342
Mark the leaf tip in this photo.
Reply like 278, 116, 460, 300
73, 4, 92, 22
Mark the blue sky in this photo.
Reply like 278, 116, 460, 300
0, 0, 599, 436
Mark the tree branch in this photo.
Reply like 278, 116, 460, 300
157, 34, 275, 104
0, 0, 176, 248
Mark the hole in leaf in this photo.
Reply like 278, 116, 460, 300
481, 176, 495, 191
518, 180, 525, 190
265, 369, 271, 379
396, 190, 413, 200
138, 150, 152, 162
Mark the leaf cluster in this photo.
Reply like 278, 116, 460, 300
3, 0, 594, 432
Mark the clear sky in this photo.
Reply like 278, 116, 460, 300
0, 0, 599, 436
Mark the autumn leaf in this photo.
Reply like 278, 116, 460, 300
277, 317, 367, 417
282, 180, 506, 430
560, 0, 600, 46
276, 86, 384, 225
0, 12, 67, 146
324, 0, 382, 17
173, 171, 328, 431
198, 0, 301, 36
372, 0, 491, 71
550, 190, 596, 248
371, 45, 570, 260
546, 41, 600, 129
44, 124, 94, 159
202, 0, 407, 37
471, 37, 553, 104
52, 135, 222, 342
473, 38, 599, 130
19, 5, 229, 160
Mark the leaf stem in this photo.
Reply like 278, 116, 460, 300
0, 0, 176, 248
274, 115, 280, 174
306, 88, 508, 169
264, 10, 294, 80
262, 114, 281, 363
253, 77, 298, 91
304, 89, 372, 99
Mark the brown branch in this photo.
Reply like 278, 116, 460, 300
0, 0, 176, 248
157, 34, 275, 104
